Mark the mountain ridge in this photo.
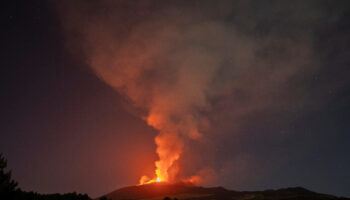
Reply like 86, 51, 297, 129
97, 182, 349, 200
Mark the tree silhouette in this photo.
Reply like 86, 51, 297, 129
0, 153, 18, 198
0, 153, 91, 200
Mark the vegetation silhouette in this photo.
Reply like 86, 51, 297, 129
0, 153, 18, 199
0, 153, 91, 200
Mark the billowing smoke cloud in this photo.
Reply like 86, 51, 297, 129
55, 0, 349, 186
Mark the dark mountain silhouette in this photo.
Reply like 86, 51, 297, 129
98, 182, 349, 200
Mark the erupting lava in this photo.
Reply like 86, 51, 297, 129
138, 111, 204, 186
139, 170, 164, 185
139, 114, 185, 185
138, 132, 183, 185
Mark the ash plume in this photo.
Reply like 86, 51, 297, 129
55, 0, 349, 186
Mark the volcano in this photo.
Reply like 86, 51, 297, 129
97, 182, 349, 200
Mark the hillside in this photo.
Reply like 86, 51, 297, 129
98, 182, 349, 200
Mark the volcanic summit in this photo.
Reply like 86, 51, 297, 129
97, 182, 349, 200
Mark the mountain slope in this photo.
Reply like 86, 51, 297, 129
99, 182, 349, 200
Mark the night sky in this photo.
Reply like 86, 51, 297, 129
1, 0, 350, 198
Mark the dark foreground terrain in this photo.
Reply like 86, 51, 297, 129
99, 182, 349, 200
1, 152, 348, 200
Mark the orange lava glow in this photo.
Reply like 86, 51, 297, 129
139, 174, 163, 185
139, 112, 185, 185
138, 92, 205, 185
139, 162, 167, 184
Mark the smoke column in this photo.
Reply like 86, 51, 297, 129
56, 0, 345, 185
